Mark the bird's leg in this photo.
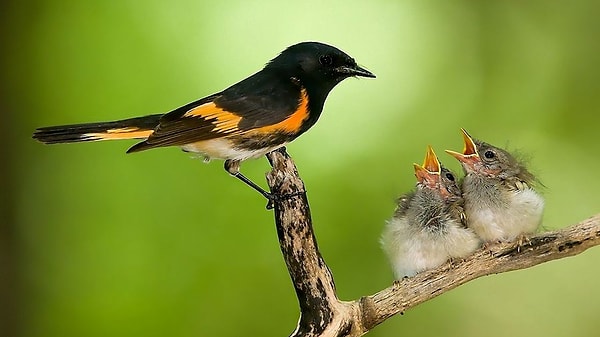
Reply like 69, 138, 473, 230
224, 157, 305, 210
224, 159, 276, 209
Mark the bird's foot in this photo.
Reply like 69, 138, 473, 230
516, 234, 533, 253
264, 191, 306, 210
481, 241, 500, 257
447, 257, 467, 270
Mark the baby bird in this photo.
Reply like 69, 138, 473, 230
445, 129, 544, 243
382, 146, 480, 278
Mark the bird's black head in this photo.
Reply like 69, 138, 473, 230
265, 42, 375, 93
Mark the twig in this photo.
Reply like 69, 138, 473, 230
265, 148, 600, 337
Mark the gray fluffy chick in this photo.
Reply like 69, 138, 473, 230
382, 146, 480, 278
445, 129, 544, 243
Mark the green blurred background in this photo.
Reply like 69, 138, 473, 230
2, 1, 600, 336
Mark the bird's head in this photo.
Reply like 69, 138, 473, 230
445, 128, 533, 181
265, 42, 375, 92
414, 146, 461, 200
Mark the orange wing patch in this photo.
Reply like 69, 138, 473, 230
181, 89, 309, 137
183, 101, 242, 134
255, 89, 310, 134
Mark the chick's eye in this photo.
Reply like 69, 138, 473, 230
319, 55, 333, 66
484, 150, 495, 159
445, 173, 455, 181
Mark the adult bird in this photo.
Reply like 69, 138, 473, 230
33, 42, 375, 205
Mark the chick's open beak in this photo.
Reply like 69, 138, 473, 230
445, 128, 480, 170
460, 128, 477, 156
413, 163, 437, 185
423, 145, 441, 173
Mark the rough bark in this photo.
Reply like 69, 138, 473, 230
265, 148, 600, 337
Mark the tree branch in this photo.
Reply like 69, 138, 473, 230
266, 148, 349, 337
265, 148, 600, 337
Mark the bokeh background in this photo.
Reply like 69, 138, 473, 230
2, 1, 600, 336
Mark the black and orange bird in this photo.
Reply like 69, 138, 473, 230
33, 42, 375, 204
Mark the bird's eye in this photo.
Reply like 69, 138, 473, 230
319, 55, 333, 66
445, 173, 455, 181
484, 150, 495, 159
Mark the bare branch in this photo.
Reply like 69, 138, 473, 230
265, 148, 600, 337
362, 215, 600, 330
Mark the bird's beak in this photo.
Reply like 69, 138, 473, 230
413, 163, 441, 187
445, 128, 479, 168
423, 145, 441, 173
414, 163, 434, 185
459, 128, 477, 156
336, 64, 376, 78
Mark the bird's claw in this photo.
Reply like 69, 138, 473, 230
516, 234, 532, 253
264, 191, 305, 210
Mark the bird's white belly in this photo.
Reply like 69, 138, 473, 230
467, 188, 544, 242
181, 139, 287, 161
382, 217, 480, 278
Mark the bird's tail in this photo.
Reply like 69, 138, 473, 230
33, 114, 162, 144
